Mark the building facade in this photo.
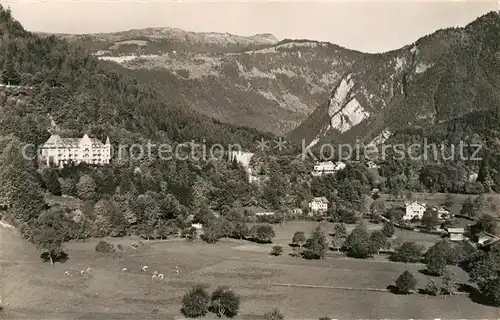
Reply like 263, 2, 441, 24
40, 134, 111, 167
309, 197, 329, 215
403, 201, 427, 221
312, 161, 346, 176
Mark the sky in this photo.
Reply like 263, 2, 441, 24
3, 0, 499, 53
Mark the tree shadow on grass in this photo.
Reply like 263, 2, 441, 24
40, 251, 68, 264
457, 283, 499, 307
417, 269, 440, 277
386, 285, 412, 295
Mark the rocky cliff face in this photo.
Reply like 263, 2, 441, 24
292, 11, 500, 147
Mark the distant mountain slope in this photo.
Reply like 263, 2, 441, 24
38, 28, 279, 54
51, 12, 499, 140
290, 11, 500, 147
68, 32, 367, 134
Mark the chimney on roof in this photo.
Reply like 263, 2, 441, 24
105, 136, 110, 145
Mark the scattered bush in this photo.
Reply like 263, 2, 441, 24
209, 286, 240, 318
382, 221, 395, 238
440, 269, 458, 295
395, 270, 417, 294
391, 242, 424, 263
249, 224, 275, 243
181, 285, 210, 318
292, 231, 306, 247
271, 246, 283, 256
95, 240, 115, 253
424, 279, 439, 296
264, 308, 284, 320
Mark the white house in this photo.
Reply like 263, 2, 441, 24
309, 197, 329, 214
312, 161, 346, 176
446, 228, 465, 242
404, 201, 427, 221
39, 134, 111, 168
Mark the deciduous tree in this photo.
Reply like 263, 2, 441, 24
209, 286, 240, 318
391, 242, 423, 263
395, 271, 416, 294
382, 221, 395, 238
292, 231, 306, 249
302, 225, 328, 259
343, 224, 372, 258
181, 285, 210, 318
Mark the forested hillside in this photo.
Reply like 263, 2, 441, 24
0, 6, 375, 254
0, 6, 278, 246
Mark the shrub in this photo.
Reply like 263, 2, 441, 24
181, 285, 210, 318
117, 244, 123, 251
271, 245, 283, 256
395, 271, 417, 294
440, 269, 458, 295
264, 308, 284, 320
424, 279, 439, 296
382, 221, 395, 237
292, 231, 306, 247
209, 286, 240, 318
95, 240, 115, 253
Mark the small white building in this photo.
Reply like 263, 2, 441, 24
312, 161, 346, 176
366, 160, 380, 169
446, 228, 465, 242
309, 197, 329, 214
404, 201, 427, 221
191, 223, 203, 230
436, 207, 451, 220
255, 212, 275, 216
39, 134, 112, 168
477, 232, 498, 245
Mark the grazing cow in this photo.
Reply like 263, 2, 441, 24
151, 274, 157, 279
80, 270, 85, 275
153, 271, 158, 276
141, 266, 148, 272
158, 273, 164, 280
86, 267, 92, 273
121, 268, 128, 272
173, 269, 179, 274
64, 271, 70, 276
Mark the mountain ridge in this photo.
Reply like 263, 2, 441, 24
44, 11, 500, 142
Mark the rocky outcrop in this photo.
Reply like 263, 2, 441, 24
327, 74, 370, 134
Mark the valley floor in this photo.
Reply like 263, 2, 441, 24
1, 222, 499, 319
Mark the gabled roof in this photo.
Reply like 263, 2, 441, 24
446, 227, 465, 233
312, 197, 329, 203
42, 134, 106, 148
405, 201, 427, 208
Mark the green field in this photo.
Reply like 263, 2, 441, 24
2, 221, 499, 319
